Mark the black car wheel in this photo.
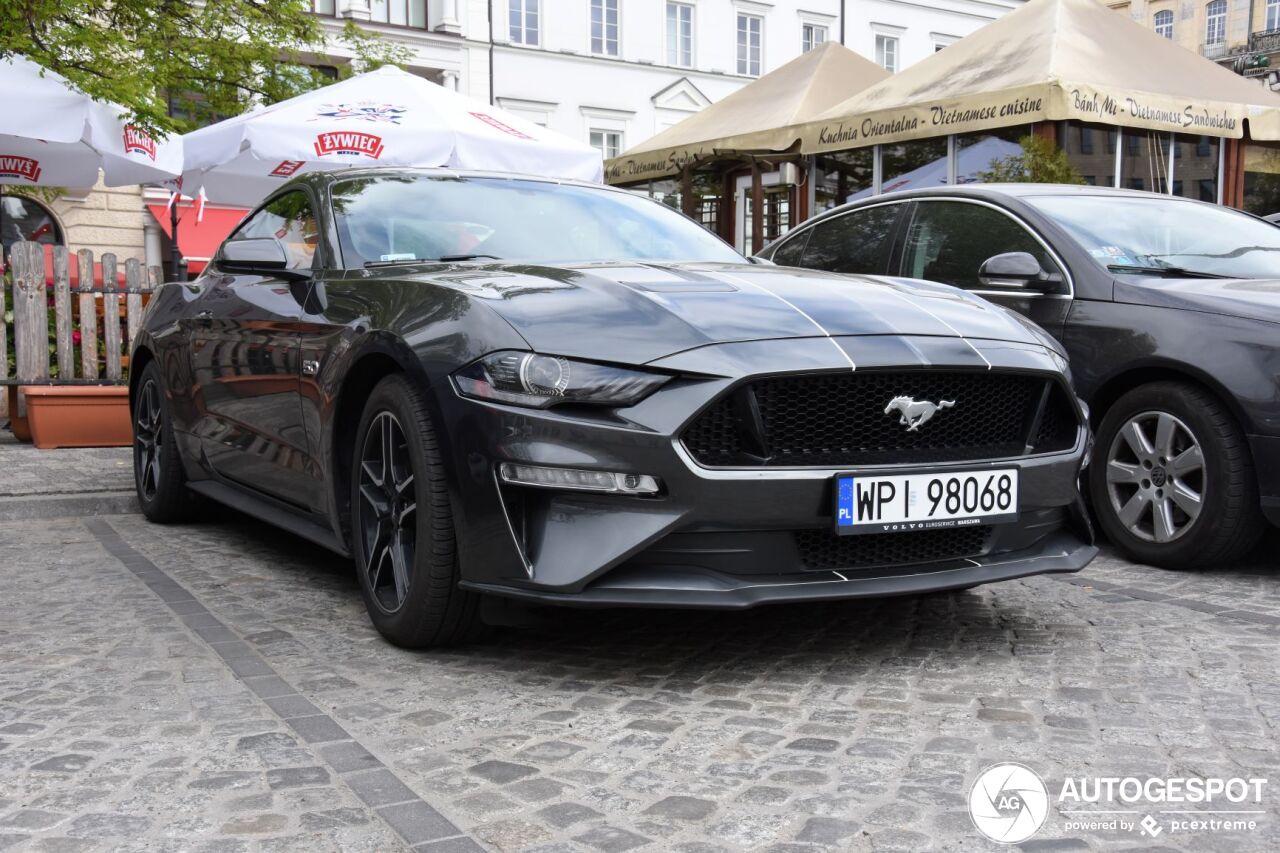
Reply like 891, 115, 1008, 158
1089, 381, 1262, 568
133, 360, 196, 523
351, 374, 484, 648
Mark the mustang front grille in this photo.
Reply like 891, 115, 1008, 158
681, 370, 1079, 467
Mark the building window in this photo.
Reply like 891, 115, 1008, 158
802, 23, 827, 53
591, 0, 620, 56
313, 0, 336, 14
1268, 0, 1280, 31
590, 129, 623, 160
351, 1, 428, 27
1153, 10, 1174, 39
1205, 0, 1226, 44
666, 2, 694, 67
737, 14, 763, 76
876, 34, 898, 73
1, 194, 64, 260
510, 0, 540, 46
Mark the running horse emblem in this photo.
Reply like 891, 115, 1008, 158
884, 396, 955, 432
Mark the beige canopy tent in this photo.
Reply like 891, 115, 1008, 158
794, 0, 1280, 153
605, 42, 888, 184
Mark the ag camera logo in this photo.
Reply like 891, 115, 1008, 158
969, 763, 1050, 843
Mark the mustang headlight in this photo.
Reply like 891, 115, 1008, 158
454, 351, 671, 408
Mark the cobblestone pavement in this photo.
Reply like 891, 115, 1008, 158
0, 435, 132, 499
2, 510, 1279, 852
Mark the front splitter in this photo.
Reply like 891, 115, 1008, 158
459, 531, 1097, 609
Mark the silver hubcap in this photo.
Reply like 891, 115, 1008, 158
1105, 410, 1204, 544
134, 379, 163, 502
357, 412, 416, 613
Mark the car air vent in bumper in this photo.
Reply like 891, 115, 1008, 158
681, 370, 1080, 467
795, 526, 991, 571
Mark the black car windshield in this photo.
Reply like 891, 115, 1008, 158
330, 175, 743, 267
1025, 194, 1280, 279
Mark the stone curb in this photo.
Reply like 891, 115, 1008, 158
0, 491, 138, 521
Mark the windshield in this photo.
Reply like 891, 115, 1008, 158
1025, 194, 1280, 279
330, 175, 743, 267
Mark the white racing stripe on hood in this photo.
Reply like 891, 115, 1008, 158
875, 285, 993, 370
716, 270, 857, 371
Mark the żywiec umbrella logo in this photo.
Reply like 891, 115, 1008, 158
313, 102, 407, 124
271, 160, 305, 177
122, 125, 157, 160
969, 763, 1050, 843
313, 132, 385, 159
0, 155, 41, 182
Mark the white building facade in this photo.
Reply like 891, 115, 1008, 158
4, 0, 1029, 274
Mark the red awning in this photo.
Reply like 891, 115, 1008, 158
147, 202, 248, 273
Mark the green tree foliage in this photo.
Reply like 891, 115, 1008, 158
978, 135, 1087, 185
0, 0, 411, 137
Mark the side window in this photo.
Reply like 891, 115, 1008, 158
767, 229, 811, 266
799, 205, 899, 274
902, 201, 1061, 290
229, 191, 320, 271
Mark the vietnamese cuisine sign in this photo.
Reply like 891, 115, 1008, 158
801, 83, 1250, 154
605, 144, 712, 184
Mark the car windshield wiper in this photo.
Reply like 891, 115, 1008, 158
1106, 264, 1232, 279
437, 254, 502, 262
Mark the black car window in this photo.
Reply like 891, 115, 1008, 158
228, 191, 320, 271
766, 229, 811, 266
799, 205, 899, 274
902, 201, 1062, 290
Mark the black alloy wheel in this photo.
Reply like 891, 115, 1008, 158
349, 374, 484, 647
134, 378, 164, 504
356, 411, 417, 613
132, 359, 196, 523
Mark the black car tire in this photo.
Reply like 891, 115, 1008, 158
1089, 381, 1263, 569
351, 374, 485, 648
133, 360, 199, 523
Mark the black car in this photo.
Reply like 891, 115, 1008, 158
131, 169, 1094, 647
760, 185, 1280, 569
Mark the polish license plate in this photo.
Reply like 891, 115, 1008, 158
834, 469, 1019, 535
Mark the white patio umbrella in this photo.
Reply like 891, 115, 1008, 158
0, 55, 182, 189
183, 65, 603, 205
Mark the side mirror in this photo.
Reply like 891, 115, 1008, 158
977, 252, 1060, 292
219, 237, 310, 281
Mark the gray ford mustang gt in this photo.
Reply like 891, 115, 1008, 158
130, 168, 1096, 647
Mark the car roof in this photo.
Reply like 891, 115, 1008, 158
870, 183, 1193, 202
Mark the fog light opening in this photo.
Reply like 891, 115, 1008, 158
498, 462, 661, 495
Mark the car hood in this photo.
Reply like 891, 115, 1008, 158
419, 261, 1051, 364
1114, 276, 1280, 325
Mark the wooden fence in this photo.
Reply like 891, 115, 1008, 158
2, 241, 160, 416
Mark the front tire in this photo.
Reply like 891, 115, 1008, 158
133, 360, 197, 523
351, 375, 484, 648
1089, 381, 1262, 569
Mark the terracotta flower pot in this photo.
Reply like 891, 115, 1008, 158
20, 385, 132, 449
6, 386, 32, 442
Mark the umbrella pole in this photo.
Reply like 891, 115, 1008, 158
169, 199, 187, 282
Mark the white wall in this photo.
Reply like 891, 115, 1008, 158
842, 0, 1025, 71
486, 1, 842, 153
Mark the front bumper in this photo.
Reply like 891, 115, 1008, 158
460, 529, 1095, 608
439, 334, 1095, 607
